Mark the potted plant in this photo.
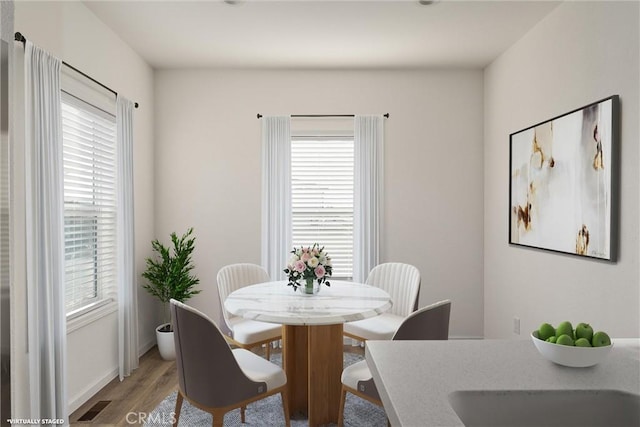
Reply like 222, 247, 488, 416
142, 227, 201, 360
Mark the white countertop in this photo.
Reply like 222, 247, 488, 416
224, 280, 392, 325
366, 339, 640, 426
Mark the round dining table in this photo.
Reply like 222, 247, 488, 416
224, 280, 392, 426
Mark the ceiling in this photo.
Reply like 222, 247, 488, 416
84, 0, 561, 70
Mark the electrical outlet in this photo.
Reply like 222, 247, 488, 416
513, 317, 521, 335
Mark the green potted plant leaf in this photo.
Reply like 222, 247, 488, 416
142, 227, 201, 360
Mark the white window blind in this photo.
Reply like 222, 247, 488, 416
62, 94, 117, 315
291, 138, 354, 278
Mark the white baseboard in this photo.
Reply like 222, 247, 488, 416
343, 335, 483, 345
68, 367, 118, 414
138, 337, 156, 357
450, 335, 484, 340
68, 339, 157, 415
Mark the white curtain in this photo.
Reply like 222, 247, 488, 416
116, 96, 138, 380
24, 40, 68, 422
261, 116, 292, 280
353, 115, 384, 283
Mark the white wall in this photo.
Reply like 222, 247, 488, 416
14, 1, 156, 414
484, 1, 639, 339
154, 69, 484, 339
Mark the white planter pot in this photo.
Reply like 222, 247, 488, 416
156, 323, 176, 361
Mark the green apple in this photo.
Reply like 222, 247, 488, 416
546, 336, 557, 343
575, 338, 592, 347
538, 323, 556, 341
575, 323, 594, 341
556, 334, 574, 346
592, 331, 611, 347
555, 321, 573, 339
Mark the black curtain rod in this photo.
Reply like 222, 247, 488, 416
257, 113, 390, 119
14, 32, 139, 109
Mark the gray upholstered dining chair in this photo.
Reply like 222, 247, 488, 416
338, 299, 451, 427
344, 262, 422, 342
217, 263, 282, 359
170, 299, 290, 427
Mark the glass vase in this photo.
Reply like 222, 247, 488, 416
302, 277, 320, 295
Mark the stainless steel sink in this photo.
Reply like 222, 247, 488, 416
448, 390, 640, 427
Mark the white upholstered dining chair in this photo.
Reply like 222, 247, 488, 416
217, 263, 282, 359
343, 262, 421, 342
170, 299, 290, 427
338, 299, 451, 427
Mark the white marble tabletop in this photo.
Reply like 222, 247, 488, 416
224, 280, 392, 326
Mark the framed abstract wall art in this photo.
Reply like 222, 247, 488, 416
509, 96, 619, 261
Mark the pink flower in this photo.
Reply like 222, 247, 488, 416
301, 252, 311, 262
294, 260, 306, 273
314, 265, 325, 278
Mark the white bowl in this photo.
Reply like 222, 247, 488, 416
531, 331, 613, 367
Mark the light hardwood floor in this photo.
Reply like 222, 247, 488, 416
70, 347, 177, 426
70, 344, 365, 426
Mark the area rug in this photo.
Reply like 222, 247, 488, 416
145, 352, 387, 426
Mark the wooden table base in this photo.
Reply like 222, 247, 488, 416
282, 324, 344, 426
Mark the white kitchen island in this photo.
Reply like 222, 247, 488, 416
366, 339, 640, 426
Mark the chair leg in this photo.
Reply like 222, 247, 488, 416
241, 405, 246, 423
173, 392, 184, 427
280, 390, 291, 427
212, 410, 224, 427
266, 342, 271, 360
338, 386, 348, 427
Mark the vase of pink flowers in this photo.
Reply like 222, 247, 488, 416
284, 244, 332, 295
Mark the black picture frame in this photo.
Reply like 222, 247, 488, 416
509, 95, 619, 261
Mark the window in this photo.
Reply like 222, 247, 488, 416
62, 94, 117, 316
291, 137, 354, 278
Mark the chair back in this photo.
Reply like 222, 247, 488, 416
366, 262, 421, 317
170, 299, 266, 408
392, 299, 451, 341
217, 263, 270, 329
